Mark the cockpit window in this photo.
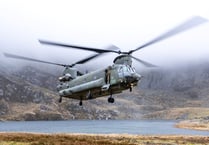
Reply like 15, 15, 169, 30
118, 65, 135, 73
130, 67, 136, 73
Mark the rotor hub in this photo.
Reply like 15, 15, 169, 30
113, 55, 132, 66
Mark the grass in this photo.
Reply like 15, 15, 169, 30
0, 133, 209, 145
176, 120, 209, 131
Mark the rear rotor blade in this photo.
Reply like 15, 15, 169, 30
39, 40, 120, 54
4, 52, 104, 68
129, 16, 208, 54
4, 53, 67, 67
130, 55, 157, 67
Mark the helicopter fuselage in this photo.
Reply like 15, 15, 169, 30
57, 64, 141, 101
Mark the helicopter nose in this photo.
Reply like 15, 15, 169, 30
125, 73, 141, 83
135, 73, 142, 80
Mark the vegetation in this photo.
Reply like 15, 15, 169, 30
176, 119, 209, 131
0, 133, 209, 145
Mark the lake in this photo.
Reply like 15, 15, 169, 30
0, 120, 208, 135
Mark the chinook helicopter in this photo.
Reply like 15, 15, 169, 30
4, 16, 207, 106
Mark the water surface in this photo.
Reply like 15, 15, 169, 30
0, 120, 208, 135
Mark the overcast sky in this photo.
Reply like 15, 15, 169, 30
0, 0, 209, 71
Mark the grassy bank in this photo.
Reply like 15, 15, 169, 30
0, 133, 209, 145
176, 120, 209, 131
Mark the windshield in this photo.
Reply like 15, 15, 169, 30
118, 65, 135, 73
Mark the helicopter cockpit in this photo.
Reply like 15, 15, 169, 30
118, 65, 135, 77
117, 64, 141, 85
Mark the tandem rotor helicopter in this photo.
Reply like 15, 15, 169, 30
4, 16, 207, 106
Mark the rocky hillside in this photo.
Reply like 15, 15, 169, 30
1, 62, 209, 121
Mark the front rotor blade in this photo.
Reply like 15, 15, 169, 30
4, 53, 67, 67
70, 45, 121, 67
70, 53, 101, 67
129, 16, 207, 54
39, 40, 120, 54
130, 55, 157, 67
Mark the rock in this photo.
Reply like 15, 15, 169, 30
0, 99, 9, 116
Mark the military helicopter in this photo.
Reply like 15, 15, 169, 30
4, 16, 207, 106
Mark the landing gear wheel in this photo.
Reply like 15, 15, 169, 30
108, 97, 114, 103
59, 97, 62, 103
130, 84, 133, 92
79, 100, 83, 106
130, 87, 132, 92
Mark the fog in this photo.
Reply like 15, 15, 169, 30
1, 0, 209, 73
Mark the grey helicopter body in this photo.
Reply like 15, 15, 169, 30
4, 16, 207, 106
57, 56, 141, 105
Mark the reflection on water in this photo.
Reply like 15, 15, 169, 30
0, 120, 208, 135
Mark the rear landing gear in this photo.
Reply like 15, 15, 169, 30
59, 96, 62, 103
108, 90, 114, 103
79, 100, 83, 106
108, 94, 114, 103
130, 86, 132, 92
130, 83, 133, 92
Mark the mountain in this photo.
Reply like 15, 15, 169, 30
1, 62, 209, 121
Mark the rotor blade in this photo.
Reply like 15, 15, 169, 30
70, 53, 101, 67
130, 55, 157, 67
4, 53, 67, 67
39, 40, 120, 54
4, 52, 105, 68
70, 45, 120, 67
129, 16, 208, 54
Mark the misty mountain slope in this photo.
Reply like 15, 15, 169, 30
0, 66, 139, 120
12, 66, 59, 91
0, 70, 53, 103
0, 68, 64, 120
140, 62, 209, 91
137, 62, 209, 119
1, 62, 209, 120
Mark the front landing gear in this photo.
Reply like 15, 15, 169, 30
108, 97, 114, 103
